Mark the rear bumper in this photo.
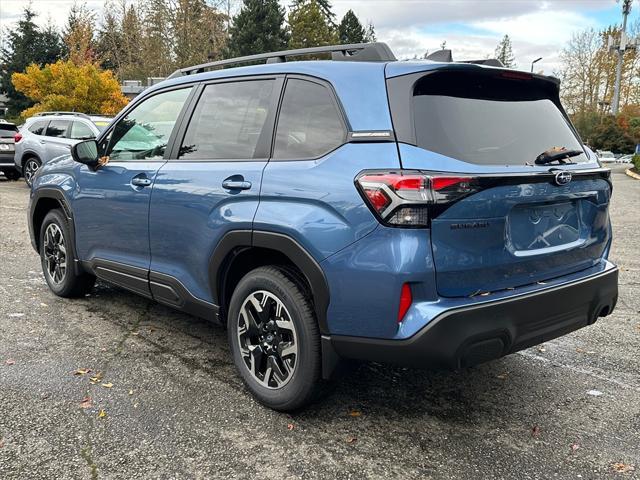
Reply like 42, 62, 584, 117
0, 152, 15, 166
327, 264, 618, 370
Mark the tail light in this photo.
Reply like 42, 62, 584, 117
356, 170, 478, 227
14, 133, 22, 143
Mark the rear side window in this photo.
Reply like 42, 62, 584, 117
45, 120, 70, 138
410, 71, 586, 166
28, 120, 48, 135
70, 121, 95, 140
273, 79, 346, 160
179, 80, 275, 160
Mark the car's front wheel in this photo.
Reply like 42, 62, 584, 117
228, 266, 321, 411
40, 209, 95, 297
23, 157, 41, 187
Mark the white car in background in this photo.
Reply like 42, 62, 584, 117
596, 150, 616, 163
616, 154, 634, 163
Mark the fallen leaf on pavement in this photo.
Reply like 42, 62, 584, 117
5, 359, 15, 366
101, 383, 113, 389
587, 389, 603, 397
531, 426, 540, 437
496, 373, 508, 379
570, 443, 580, 453
349, 410, 362, 417
80, 396, 92, 409
89, 372, 103, 384
74, 368, 91, 376
612, 463, 635, 474
287, 423, 294, 431
346, 436, 357, 444
538, 346, 546, 353
128, 390, 133, 395
97, 409, 107, 418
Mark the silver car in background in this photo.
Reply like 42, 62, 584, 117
0, 121, 20, 180
14, 112, 112, 186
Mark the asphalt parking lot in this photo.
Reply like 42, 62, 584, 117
0, 165, 638, 480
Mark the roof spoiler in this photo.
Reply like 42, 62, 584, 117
425, 49, 505, 67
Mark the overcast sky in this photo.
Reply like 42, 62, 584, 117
0, 0, 634, 74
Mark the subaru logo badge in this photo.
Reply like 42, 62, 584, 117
554, 171, 572, 186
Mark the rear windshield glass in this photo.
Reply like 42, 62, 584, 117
412, 72, 586, 166
0, 124, 18, 136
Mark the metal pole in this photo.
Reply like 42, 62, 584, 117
530, 57, 542, 73
612, 0, 632, 115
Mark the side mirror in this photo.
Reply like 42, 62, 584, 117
71, 139, 99, 166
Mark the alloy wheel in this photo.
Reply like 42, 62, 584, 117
24, 159, 39, 186
237, 290, 298, 389
43, 223, 67, 285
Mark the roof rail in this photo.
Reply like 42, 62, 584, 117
167, 42, 397, 78
425, 49, 505, 67
35, 111, 92, 119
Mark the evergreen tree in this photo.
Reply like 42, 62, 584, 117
364, 22, 376, 42
291, 0, 335, 26
226, 0, 289, 58
494, 34, 516, 68
63, 2, 96, 64
140, 0, 174, 76
288, 0, 336, 49
0, 6, 64, 116
95, 5, 123, 74
173, 0, 227, 68
338, 10, 365, 44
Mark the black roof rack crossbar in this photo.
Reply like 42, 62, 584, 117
168, 42, 397, 78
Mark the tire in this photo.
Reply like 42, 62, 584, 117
1, 169, 20, 181
227, 266, 321, 411
39, 209, 96, 298
23, 156, 41, 187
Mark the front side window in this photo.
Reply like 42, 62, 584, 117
45, 120, 70, 138
107, 88, 191, 161
179, 80, 275, 160
70, 121, 95, 140
28, 121, 48, 135
273, 79, 346, 160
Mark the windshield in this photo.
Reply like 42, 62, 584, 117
412, 72, 586, 166
0, 124, 18, 137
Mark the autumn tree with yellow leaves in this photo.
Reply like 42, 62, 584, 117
11, 60, 129, 119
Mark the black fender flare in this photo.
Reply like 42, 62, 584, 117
209, 230, 330, 335
30, 187, 83, 275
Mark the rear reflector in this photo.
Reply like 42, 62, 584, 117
398, 283, 412, 323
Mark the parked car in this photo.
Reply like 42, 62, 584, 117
27, 43, 618, 410
616, 154, 634, 163
0, 121, 20, 180
14, 112, 112, 186
596, 150, 616, 163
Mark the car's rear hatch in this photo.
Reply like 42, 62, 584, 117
386, 63, 612, 297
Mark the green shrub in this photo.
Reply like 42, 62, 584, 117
633, 154, 640, 172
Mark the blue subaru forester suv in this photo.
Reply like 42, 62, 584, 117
29, 43, 618, 410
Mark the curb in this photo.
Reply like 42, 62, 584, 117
625, 168, 640, 180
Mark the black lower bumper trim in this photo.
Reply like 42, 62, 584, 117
329, 266, 618, 370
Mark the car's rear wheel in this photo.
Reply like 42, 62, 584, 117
23, 157, 41, 187
227, 266, 321, 411
40, 209, 95, 297
1, 168, 20, 180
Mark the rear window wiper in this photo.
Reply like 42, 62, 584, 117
535, 147, 583, 165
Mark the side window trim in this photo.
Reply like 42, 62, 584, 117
29, 120, 50, 136
98, 84, 198, 161
269, 74, 350, 162
167, 75, 285, 162
45, 119, 71, 139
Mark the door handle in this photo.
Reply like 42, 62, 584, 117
131, 176, 152, 187
222, 178, 252, 190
